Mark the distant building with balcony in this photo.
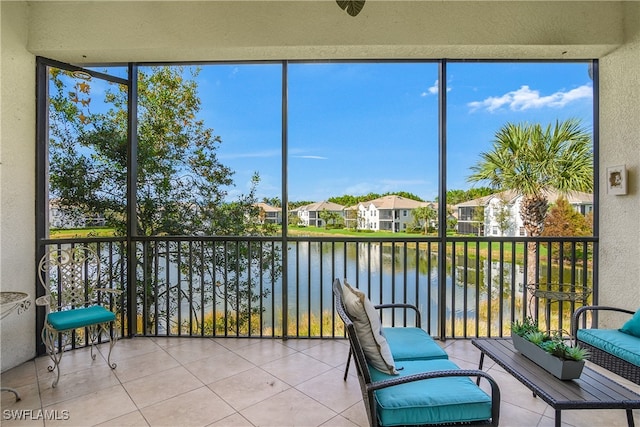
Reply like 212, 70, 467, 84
347, 195, 436, 233
254, 202, 282, 225
49, 199, 106, 229
295, 201, 345, 227
454, 190, 593, 236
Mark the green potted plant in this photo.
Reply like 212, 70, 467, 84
511, 317, 590, 380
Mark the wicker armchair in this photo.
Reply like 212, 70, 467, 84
572, 305, 640, 385
338, 281, 448, 381
333, 279, 500, 427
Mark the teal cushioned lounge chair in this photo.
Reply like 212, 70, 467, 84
333, 279, 500, 427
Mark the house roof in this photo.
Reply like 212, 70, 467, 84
453, 194, 495, 208
455, 189, 593, 208
362, 195, 430, 210
255, 202, 281, 213
299, 201, 345, 212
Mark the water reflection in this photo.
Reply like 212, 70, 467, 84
130, 239, 592, 337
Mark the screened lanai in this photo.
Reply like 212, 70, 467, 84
1, 2, 639, 425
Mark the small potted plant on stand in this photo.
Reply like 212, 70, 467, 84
511, 317, 590, 380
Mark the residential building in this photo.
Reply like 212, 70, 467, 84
455, 190, 593, 237
254, 202, 282, 225
353, 195, 434, 233
49, 199, 106, 229
296, 201, 345, 227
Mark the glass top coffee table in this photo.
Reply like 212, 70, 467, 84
472, 338, 640, 427
0, 291, 30, 319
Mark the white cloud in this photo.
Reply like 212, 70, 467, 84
422, 79, 451, 96
292, 155, 328, 160
468, 84, 592, 113
428, 80, 439, 95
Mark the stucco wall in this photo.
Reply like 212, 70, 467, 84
0, 0, 639, 370
25, 1, 624, 62
598, 2, 640, 327
0, 1, 37, 371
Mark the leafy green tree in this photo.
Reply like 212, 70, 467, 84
388, 191, 423, 202
471, 206, 485, 236
330, 192, 423, 208
261, 197, 281, 207
542, 198, 592, 237
438, 187, 493, 205
48, 66, 280, 335
468, 119, 593, 284
447, 217, 458, 232
443, 189, 466, 205
329, 195, 359, 207
465, 187, 494, 202
288, 211, 301, 226
494, 198, 512, 236
342, 208, 359, 230
542, 197, 592, 260
288, 200, 315, 209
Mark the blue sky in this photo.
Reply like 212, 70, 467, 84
155, 61, 594, 204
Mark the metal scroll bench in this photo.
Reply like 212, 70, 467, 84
36, 246, 121, 388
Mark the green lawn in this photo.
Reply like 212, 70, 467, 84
287, 225, 432, 238
50, 227, 117, 239
49, 225, 548, 263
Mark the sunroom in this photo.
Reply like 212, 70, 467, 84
1, 1, 639, 426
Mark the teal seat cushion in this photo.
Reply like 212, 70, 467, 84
577, 329, 640, 367
369, 359, 492, 426
382, 327, 448, 361
47, 305, 116, 331
620, 309, 640, 338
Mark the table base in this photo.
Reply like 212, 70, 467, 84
1, 386, 21, 401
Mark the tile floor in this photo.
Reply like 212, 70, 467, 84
1, 337, 638, 427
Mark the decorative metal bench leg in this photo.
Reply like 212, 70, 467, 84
42, 327, 63, 388
105, 322, 118, 370
87, 323, 118, 370
626, 409, 635, 427
88, 324, 99, 361
90, 322, 118, 370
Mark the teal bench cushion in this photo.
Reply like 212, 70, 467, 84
369, 358, 493, 426
47, 305, 116, 331
577, 329, 640, 367
383, 327, 449, 361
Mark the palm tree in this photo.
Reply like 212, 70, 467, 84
412, 205, 437, 234
467, 119, 593, 293
336, 0, 366, 16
